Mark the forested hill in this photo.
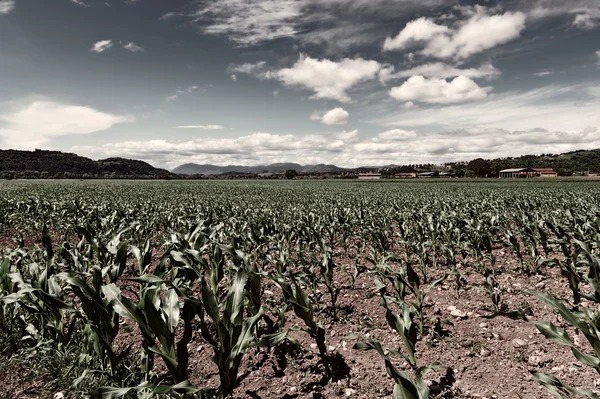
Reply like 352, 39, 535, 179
445, 149, 600, 177
0, 149, 175, 179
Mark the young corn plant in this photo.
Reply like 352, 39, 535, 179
351, 279, 442, 398
199, 267, 264, 399
318, 240, 342, 320
528, 240, 600, 398
374, 260, 445, 337
270, 272, 329, 365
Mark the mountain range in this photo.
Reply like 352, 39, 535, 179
2, 148, 600, 179
172, 163, 346, 175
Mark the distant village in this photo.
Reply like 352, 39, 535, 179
203, 166, 583, 180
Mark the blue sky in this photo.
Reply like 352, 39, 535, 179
0, 0, 599, 168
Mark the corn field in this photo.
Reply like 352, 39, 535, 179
2, 179, 600, 398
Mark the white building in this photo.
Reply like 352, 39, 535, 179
358, 173, 382, 180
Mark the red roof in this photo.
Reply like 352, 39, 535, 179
533, 168, 555, 173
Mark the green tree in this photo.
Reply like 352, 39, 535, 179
285, 169, 298, 179
467, 158, 492, 177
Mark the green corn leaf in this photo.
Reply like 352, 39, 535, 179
225, 268, 248, 326
534, 321, 575, 347
532, 372, 600, 399
102, 284, 148, 332
163, 289, 180, 333
529, 290, 588, 333
171, 380, 200, 394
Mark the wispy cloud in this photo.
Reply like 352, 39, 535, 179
175, 125, 223, 130
176, 0, 447, 49
71, 0, 90, 7
0, 0, 15, 14
90, 40, 113, 53
165, 86, 200, 102
533, 71, 553, 76
386, 62, 500, 82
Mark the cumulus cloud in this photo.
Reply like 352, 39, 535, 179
122, 42, 144, 52
391, 62, 500, 81
232, 56, 387, 101
390, 75, 492, 104
0, 100, 132, 148
71, 126, 600, 170
383, 7, 526, 59
311, 108, 349, 125
383, 17, 449, 52
90, 40, 113, 53
275, 54, 383, 102
175, 125, 223, 130
0, 0, 15, 14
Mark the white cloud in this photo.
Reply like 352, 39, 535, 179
71, 126, 600, 170
383, 7, 526, 59
390, 75, 492, 104
311, 107, 349, 125
533, 71, 553, 76
275, 54, 383, 102
383, 17, 449, 51
90, 40, 113, 53
0, 100, 132, 148
392, 62, 500, 80
122, 42, 144, 52
401, 101, 416, 109
175, 125, 223, 130
230, 74, 237, 82
0, 0, 15, 14
378, 83, 600, 133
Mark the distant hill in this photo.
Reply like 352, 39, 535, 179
445, 149, 600, 177
0, 149, 175, 179
172, 162, 346, 175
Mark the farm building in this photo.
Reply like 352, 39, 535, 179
533, 168, 558, 177
395, 172, 417, 178
358, 173, 382, 180
499, 168, 537, 178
